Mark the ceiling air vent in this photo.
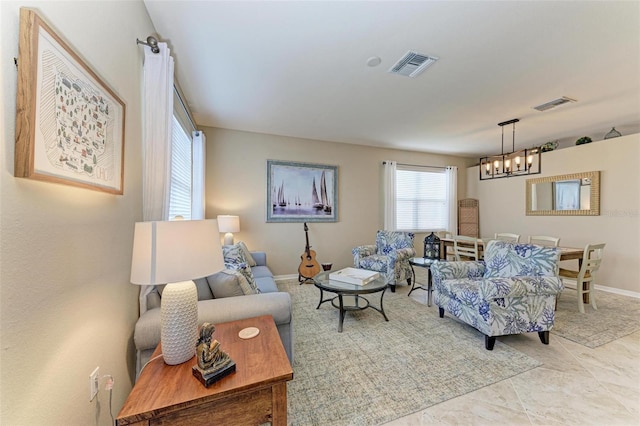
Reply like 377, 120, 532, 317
388, 50, 439, 78
533, 96, 577, 112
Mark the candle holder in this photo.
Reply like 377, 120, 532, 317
423, 232, 441, 260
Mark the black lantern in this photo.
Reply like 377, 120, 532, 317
424, 232, 441, 260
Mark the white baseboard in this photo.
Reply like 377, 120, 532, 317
275, 274, 299, 282
561, 279, 640, 299
595, 284, 640, 298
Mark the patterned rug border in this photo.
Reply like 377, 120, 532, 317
279, 279, 542, 425
551, 288, 640, 348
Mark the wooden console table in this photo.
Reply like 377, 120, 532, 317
116, 315, 293, 426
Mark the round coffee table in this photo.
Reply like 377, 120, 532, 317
313, 271, 389, 332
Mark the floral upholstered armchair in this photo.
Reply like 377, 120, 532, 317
352, 230, 416, 292
431, 240, 563, 350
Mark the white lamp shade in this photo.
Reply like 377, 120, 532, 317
216, 215, 240, 233
130, 219, 225, 285
130, 219, 225, 365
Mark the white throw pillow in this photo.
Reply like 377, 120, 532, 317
236, 241, 257, 267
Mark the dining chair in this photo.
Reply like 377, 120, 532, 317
558, 243, 605, 313
494, 233, 520, 243
453, 235, 480, 261
528, 235, 560, 247
437, 231, 453, 239
436, 231, 453, 259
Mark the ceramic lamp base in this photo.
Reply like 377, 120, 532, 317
223, 233, 234, 246
160, 280, 198, 365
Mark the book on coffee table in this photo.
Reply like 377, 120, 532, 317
329, 268, 380, 285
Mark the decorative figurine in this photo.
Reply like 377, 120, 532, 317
540, 140, 558, 152
192, 322, 236, 387
604, 127, 622, 139
423, 232, 441, 260
575, 136, 592, 145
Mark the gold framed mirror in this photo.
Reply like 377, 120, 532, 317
526, 171, 600, 216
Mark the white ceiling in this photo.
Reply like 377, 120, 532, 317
144, 1, 640, 158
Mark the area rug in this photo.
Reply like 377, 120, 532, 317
278, 279, 541, 425
552, 288, 640, 348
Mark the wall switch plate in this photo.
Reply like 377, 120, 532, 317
89, 367, 99, 401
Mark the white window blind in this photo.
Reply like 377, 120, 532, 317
395, 166, 447, 232
168, 115, 192, 220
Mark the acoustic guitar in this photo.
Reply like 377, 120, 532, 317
298, 222, 321, 283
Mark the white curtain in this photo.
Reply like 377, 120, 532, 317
142, 42, 174, 223
383, 161, 397, 231
445, 166, 458, 234
191, 131, 206, 220
140, 42, 174, 316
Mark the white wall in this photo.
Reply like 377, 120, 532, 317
467, 133, 640, 294
1, 2, 152, 424
205, 127, 474, 275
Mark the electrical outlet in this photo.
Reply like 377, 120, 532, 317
89, 367, 99, 401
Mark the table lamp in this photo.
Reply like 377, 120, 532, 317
217, 215, 240, 246
130, 219, 225, 365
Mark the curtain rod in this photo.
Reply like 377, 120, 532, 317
382, 161, 447, 170
173, 85, 198, 133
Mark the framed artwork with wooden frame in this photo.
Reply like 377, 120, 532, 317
14, 8, 126, 194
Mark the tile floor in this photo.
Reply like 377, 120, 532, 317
383, 283, 640, 426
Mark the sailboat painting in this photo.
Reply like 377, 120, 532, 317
267, 160, 338, 222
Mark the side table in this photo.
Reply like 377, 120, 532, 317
116, 315, 293, 426
408, 257, 437, 306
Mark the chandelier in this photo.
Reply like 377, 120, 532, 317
479, 119, 541, 181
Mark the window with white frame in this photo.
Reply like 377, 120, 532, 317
395, 165, 447, 232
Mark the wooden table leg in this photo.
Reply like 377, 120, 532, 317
271, 382, 288, 426
583, 284, 590, 303
577, 258, 590, 304
440, 241, 450, 260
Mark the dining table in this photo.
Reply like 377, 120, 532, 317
438, 237, 588, 302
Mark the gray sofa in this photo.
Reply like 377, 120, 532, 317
134, 252, 293, 375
